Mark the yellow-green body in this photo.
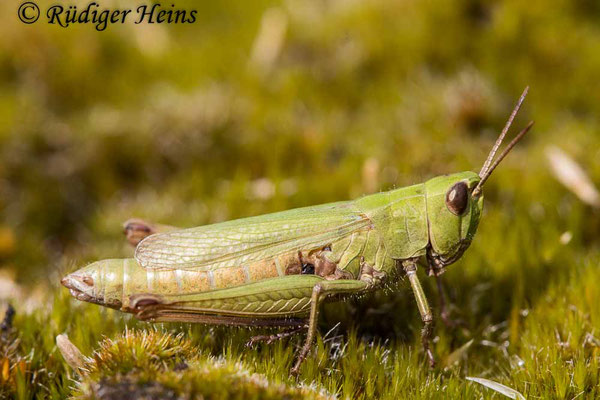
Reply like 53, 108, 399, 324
68, 171, 483, 322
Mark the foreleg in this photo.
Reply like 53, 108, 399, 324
402, 259, 435, 367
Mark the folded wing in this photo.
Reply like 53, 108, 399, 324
135, 201, 373, 271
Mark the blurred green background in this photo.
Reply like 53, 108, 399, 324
1, 0, 600, 398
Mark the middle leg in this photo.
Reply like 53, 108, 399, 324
290, 278, 369, 375
246, 325, 308, 347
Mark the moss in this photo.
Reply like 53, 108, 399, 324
73, 330, 333, 400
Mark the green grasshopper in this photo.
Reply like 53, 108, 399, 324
62, 88, 533, 374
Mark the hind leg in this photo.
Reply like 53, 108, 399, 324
246, 325, 307, 347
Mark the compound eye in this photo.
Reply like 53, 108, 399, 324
445, 181, 469, 215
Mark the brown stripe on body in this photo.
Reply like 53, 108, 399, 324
151, 270, 179, 293
213, 266, 247, 289
138, 269, 213, 295
124, 263, 152, 296
246, 257, 281, 281
178, 270, 212, 293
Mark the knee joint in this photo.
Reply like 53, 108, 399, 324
422, 313, 433, 324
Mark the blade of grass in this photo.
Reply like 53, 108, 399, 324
444, 339, 474, 368
466, 377, 525, 400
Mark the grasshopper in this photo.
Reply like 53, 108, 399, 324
62, 88, 533, 374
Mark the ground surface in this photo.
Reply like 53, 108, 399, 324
1, 0, 600, 398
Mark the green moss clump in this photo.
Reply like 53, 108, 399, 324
73, 329, 333, 400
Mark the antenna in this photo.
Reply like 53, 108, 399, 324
472, 87, 533, 198
472, 121, 534, 197
479, 86, 529, 178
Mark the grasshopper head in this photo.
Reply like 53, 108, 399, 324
61, 259, 125, 309
424, 87, 533, 275
424, 171, 483, 274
